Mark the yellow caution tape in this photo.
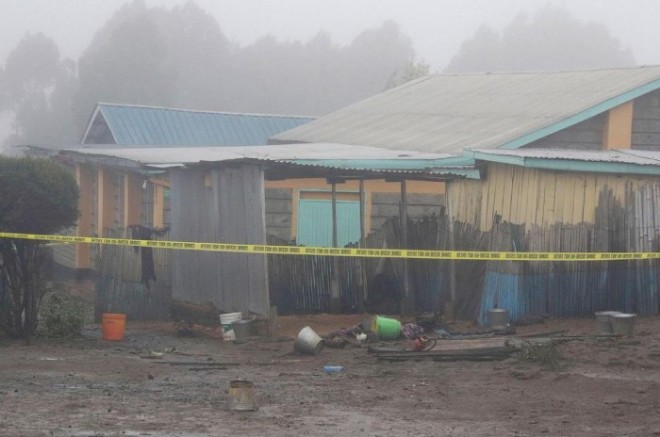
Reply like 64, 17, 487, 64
0, 231, 658, 261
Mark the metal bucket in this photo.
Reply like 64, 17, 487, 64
294, 326, 323, 355
487, 308, 509, 330
594, 311, 621, 334
611, 313, 637, 337
228, 380, 256, 411
232, 319, 253, 340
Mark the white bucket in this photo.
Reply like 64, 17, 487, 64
220, 312, 242, 341
294, 326, 323, 355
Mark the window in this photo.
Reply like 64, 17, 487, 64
296, 194, 361, 247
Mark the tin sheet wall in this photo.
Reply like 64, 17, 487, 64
169, 165, 269, 316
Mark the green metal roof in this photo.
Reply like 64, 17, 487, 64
469, 148, 660, 176
287, 159, 481, 179
82, 103, 314, 146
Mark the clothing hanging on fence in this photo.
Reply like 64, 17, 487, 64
129, 225, 169, 287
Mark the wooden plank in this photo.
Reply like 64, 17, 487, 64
491, 164, 506, 228
97, 166, 116, 237
123, 174, 142, 227
582, 173, 597, 223
153, 185, 165, 227
481, 165, 495, 231
524, 167, 537, 227
75, 164, 94, 269
503, 165, 520, 223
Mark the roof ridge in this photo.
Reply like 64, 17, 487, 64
96, 102, 315, 119
435, 65, 660, 77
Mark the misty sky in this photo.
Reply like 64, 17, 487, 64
2, 0, 660, 71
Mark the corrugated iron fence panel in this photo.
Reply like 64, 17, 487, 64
95, 228, 172, 320
477, 223, 660, 325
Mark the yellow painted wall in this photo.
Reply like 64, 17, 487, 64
603, 101, 633, 150
72, 165, 445, 267
450, 163, 655, 231
75, 164, 94, 269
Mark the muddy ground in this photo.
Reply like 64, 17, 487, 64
1, 314, 660, 437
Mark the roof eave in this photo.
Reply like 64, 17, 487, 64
524, 158, 660, 176
498, 76, 660, 150
472, 150, 660, 176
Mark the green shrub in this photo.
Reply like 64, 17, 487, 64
38, 292, 88, 338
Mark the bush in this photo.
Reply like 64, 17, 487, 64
0, 157, 79, 340
38, 292, 88, 338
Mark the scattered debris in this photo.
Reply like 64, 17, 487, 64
370, 346, 518, 362
323, 365, 344, 373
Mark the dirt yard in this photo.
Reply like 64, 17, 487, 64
1, 314, 659, 437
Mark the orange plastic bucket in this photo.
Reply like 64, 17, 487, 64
102, 313, 126, 340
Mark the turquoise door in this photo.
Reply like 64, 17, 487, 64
296, 199, 360, 247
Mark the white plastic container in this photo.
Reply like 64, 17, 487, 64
220, 312, 242, 341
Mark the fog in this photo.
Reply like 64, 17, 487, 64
1, 0, 659, 149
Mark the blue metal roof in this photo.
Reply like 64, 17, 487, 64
82, 103, 314, 146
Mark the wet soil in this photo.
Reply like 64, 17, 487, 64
1, 315, 660, 436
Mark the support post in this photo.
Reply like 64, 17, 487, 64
446, 181, 456, 320
97, 167, 115, 239
330, 181, 341, 313
153, 184, 165, 227
75, 164, 93, 269
358, 179, 367, 313
400, 179, 412, 315
123, 174, 142, 228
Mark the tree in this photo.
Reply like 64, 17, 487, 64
73, 0, 230, 131
224, 20, 417, 115
0, 157, 79, 341
3, 2, 420, 143
445, 6, 635, 73
386, 60, 430, 89
0, 32, 78, 146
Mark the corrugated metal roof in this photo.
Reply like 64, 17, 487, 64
471, 148, 660, 166
57, 143, 478, 179
63, 143, 450, 166
470, 148, 660, 175
271, 66, 660, 154
82, 103, 314, 146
